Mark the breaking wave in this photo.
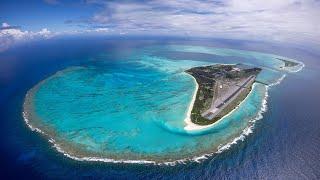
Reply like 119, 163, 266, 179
22, 47, 304, 166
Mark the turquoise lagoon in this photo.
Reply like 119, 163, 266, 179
23, 45, 303, 163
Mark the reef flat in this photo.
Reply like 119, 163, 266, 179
186, 64, 261, 125
22, 45, 304, 164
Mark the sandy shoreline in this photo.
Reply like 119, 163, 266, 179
182, 59, 303, 131
183, 74, 203, 131
183, 74, 257, 131
23, 76, 269, 165
183, 63, 238, 131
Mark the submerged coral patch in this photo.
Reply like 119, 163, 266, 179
23, 45, 303, 164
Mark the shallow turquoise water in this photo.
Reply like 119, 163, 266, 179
24, 45, 302, 162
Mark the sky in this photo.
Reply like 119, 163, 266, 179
1, 0, 320, 51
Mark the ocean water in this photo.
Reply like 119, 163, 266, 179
0, 37, 319, 179
23, 43, 301, 163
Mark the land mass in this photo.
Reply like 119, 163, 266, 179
186, 64, 261, 126
276, 58, 300, 67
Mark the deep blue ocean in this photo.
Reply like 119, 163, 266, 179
0, 36, 319, 179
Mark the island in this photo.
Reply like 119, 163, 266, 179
276, 58, 300, 67
186, 64, 261, 125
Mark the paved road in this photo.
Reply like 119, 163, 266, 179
202, 75, 255, 120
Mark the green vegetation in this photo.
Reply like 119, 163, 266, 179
276, 58, 299, 67
186, 64, 261, 126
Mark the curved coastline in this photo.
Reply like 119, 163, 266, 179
182, 58, 300, 132
22, 81, 268, 165
22, 56, 305, 166
289, 61, 305, 73
183, 74, 257, 132
183, 74, 200, 131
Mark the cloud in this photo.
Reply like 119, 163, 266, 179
0, 21, 111, 52
0, 23, 54, 52
78, 0, 320, 44
91, 27, 109, 33
2, 0, 319, 52
37, 28, 53, 38
0, 22, 21, 30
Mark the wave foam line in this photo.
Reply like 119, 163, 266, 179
23, 111, 44, 134
24, 109, 220, 165
214, 63, 304, 156
269, 74, 286, 87
216, 84, 268, 154
23, 107, 204, 165
292, 62, 305, 73
22, 83, 269, 166
285, 62, 305, 73
21, 78, 268, 165
22, 64, 304, 166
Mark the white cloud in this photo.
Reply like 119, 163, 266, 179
0, 23, 54, 52
95, 27, 108, 32
37, 28, 53, 38
2, 23, 10, 28
84, 0, 320, 45
2, 1, 320, 52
